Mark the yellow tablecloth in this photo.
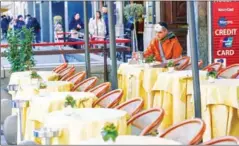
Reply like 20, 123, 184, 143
40, 108, 129, 145
118, 63, 167, 109
24, 92, 98, 141
152, 70, 207, 130
79, 135, 181, 145
14, 81, 73, 100
12, 81, 73, 138
9, 71, 59, 85
200, 79, 239, 141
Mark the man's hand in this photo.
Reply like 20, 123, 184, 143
77, 24, 81, 28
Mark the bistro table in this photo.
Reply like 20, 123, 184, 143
152, 70, 207, 130
24, 92, 97, 140
35, 108, 129, 145
12, 81, 73, 138
14, 81, 73, 100
200, 79, 239, 141
8, 71, 59, 85
79, 135, 182, 145
118, 63, 167, 109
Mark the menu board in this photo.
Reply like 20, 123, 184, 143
212, 1, 239, 67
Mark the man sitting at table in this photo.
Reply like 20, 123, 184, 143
144, 22, 183, 63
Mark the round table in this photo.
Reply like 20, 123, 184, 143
200, 79, 239, 141
42, 108, 129, 145
79, 135, 182, 145
14, 81, 73, 100
9, 71, 59, 85
24, 92, 97, 140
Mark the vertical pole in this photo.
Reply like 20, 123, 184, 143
103, 39, 108, 82
49, 1, 53, 42
39, 1, 43, 42
207, 1, 213, 64
188, 1, 202, 118
108, 1, 118, 89
64, 1, 69, 32
14, 2, 16, 18
43, 138, 51, 145
33, 1, 36, 17
17, 108, 23, 144
84, 1, 91, 78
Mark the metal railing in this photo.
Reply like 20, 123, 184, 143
1, 38, 131, 82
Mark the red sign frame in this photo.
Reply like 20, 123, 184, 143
212, 1, 239, 66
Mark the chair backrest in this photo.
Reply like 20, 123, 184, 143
88, 82, 111, 97
202, 136, 239, 145
174, 56, 190, 70
71, 77, 98, 92
217, 64, 239, 79
159, 118, 206, 145
53, 63, 68, 73
58, 66, 75, 76
92, 89, 123, 108
65, 71, 86, 85
183, 60, 204, 70
115, 98, 144, 117
203, 62, 222, 72
3, 114, 17, 145
231, 71, 239, 79
127, 108, 164, 136
59, 67, 76, 81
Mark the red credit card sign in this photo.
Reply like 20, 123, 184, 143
212, 1, 239, 66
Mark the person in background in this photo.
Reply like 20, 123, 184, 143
89, 11, 106, 49
136, 14, 144, 52
25, 14, 31, 25
144, 22, 182, 63
14, 15, 25, 31
102, 6, 109, 37
89, 11, 106, 38
26, 15, 41, 43
69, 13, 84, 32
1, 15, 9, 40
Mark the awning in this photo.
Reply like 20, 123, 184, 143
1, 2, 12, 13
1, 8, 9, 13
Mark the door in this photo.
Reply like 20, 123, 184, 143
160, 1, 188, 55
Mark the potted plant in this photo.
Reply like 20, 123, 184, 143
207, 67, 217, 83
5, 27, 35, 72
30, 70, 41, 85
144, 55, 156, 67
167, 60, 175, 72
101, 122, 118, 144
39, 82, 47, 96
124, 3, 144, 52
64, 95, 76, 116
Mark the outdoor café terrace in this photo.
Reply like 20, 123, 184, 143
1, 1, 239, 145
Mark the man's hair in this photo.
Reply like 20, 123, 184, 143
158, 22, 168, 30
26, 14, 31, 17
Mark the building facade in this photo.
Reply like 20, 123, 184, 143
5, 1, 213, 66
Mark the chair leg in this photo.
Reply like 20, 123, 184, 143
3, 115, 17, 145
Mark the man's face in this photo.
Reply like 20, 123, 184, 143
156, 29, 168, 40
75, 14, 80, 20
102, 7, 107, 13
19, 17, 23, 21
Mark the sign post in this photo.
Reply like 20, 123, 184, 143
212, 1, 239, 67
